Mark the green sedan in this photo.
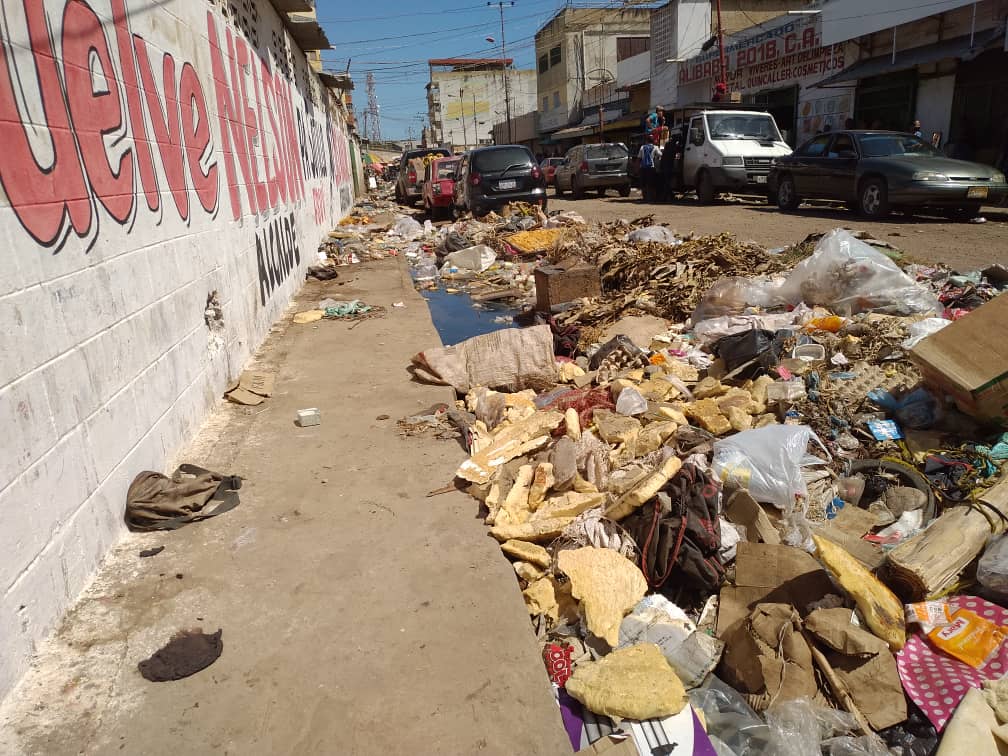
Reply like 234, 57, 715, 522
768, 130, 1007, 220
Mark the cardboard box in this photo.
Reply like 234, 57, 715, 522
910, 293, 1008, 425
534, 258, 600, 312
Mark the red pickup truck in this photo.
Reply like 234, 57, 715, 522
422, 157, 460, 220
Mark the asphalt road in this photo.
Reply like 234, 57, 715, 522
548, 190, 1008, 270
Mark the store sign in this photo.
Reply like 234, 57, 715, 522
678, 15, 842, 87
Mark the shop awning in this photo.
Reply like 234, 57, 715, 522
813, 26, 1004, 88
551, 125, 594, 139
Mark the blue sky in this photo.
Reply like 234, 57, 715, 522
316, 1, 577, 140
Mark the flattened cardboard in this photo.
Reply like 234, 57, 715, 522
805, 607, 907, 730
910, 293, 1008, 424
717, 543, 834, 637
828, 505, 878, 537
725, 491, 780, 545
225, 371, 276, 406
816, 526, 886, 571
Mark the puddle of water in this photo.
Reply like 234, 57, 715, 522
418, 281, 520, 346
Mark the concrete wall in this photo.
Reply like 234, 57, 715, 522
0, 0, 356, 698
431, 68, 536, 150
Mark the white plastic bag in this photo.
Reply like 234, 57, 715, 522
713, 425, 829, 509
440, 244, 496, 273
902, 317, 952, 349
624, 225, 680, 244
390, 216, 424, 240
777, 229, 941, 316
977, 535, 1008, 598
615, 386, 648, 416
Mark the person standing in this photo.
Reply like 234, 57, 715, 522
912, 120, 923, 138
638, 134, 662, 203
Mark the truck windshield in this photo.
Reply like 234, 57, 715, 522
706, 114, 782, 141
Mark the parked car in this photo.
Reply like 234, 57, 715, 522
395, 147, 452, 205
540, 157, 564, 186
554, 143, 631, 198
421, 157, 460, 220
453, 145, 547, 217
768, 130, 1008, 220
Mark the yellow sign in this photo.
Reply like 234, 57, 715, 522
445, 99, 490, 119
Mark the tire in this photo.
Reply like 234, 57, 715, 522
619, 185, 631, 197
597, 188, 607, 198
554, 180, 565, 198
776, 175, 800, 211
946, 203, 982, 221
572, 177, 585, 200
395, 186, 403, 204
859, 177, 890, 218
696, 171, 716, 204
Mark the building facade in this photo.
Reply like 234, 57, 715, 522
426, 59, 536, 152
534, 7, 653, 140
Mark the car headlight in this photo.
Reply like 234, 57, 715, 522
721, 156, 744, 167
912, 171, 950, 181
993, 171, 1006, 184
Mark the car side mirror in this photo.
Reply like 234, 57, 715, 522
837, 150, 857, 159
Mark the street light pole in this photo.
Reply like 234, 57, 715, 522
460, 88, 469, 149
489, 1, 514, 143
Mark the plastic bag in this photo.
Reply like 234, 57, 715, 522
688, 676, 772, 756
440, 244, 496, 273
901, 317, 952, 349
868, 387, 941, 430
413, 259, 439, 281
765, 699, 863, 756
776, 229, 941, 316
979, 535, 1008, 599
624, 225, 679, 244
692, 276, 787, 322
711, 329, 788, 379
615, 386, 648, 416
713, 425, 829, 509
390, 216, 424, 240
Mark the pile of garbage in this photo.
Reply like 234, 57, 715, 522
404, 218, 1008, 754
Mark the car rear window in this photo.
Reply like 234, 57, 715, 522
585, 144, 628, 159
472, 147, 533, 172
403, 149, 450, 165
437, 162, 458, 179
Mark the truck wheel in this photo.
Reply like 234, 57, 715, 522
395, 186, 403, 204
572, 178, 585, 200
859, 178, 890, 218
697, 171, 716, 204
619, 185, 631, 197
776, 175, 800, 211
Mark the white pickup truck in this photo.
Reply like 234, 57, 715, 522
670, 108, 793, 203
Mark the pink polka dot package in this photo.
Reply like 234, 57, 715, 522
897, 595, 1008, 731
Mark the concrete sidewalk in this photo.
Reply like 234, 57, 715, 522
0, 259, 569, 755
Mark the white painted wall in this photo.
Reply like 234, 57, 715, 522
916, 75, 957, 144
0, 0, 356, 699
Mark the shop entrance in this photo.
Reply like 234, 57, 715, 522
854, 70, 917, 131
746, 85, 798, 146
950, 49, 1008, 167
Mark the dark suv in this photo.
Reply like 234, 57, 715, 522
395, 147, 452, 205
453, 145, 547, 217
554, 142, 631, 198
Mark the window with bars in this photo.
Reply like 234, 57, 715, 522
549, 46, 561, 66
538, 54, 549, 73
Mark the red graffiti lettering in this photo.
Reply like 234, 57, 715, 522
179, 62, 218, 213
134, 38, 188, 220
0, 0, 92, 245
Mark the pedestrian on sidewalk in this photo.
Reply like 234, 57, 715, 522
638, 134, 662, 203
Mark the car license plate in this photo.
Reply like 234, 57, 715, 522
967, 186, 988, 199
755, 175, 767, 184
497, 179, 517, 190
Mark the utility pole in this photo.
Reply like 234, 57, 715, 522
714, 0, 728, 100
472, 91, 479, 147
488, 1, 514, 143
460, 88, 469, 149
366, 72, 381, 141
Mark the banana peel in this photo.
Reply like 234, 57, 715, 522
812, 534, 905, 651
